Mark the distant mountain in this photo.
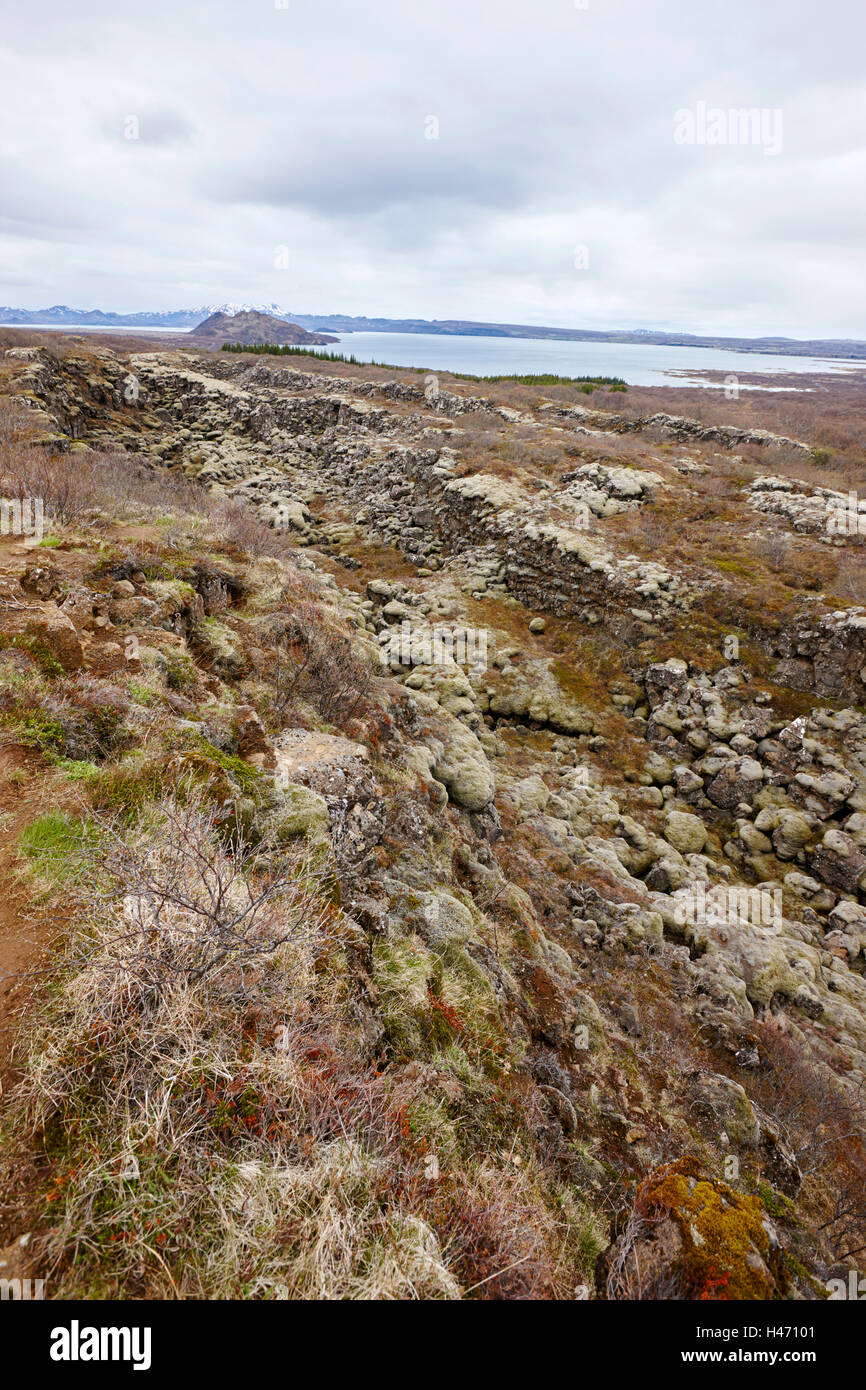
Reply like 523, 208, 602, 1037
188, 310, 336, 348
0, 303, 290, 329
286, 314, 866, 361
0, 304, 204, 328
2, 303, 865, 360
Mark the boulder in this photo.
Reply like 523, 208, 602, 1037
416, 890, 476, 948
664, 810, 707, 855
772, 810, 814, 860
421, 712, 494, 812
644, 659, 688, 710
25, 609, 82, 671
811, 829, 866, 895
689, 1073, 760, 1146
706, 757, 764, 811
512, 775, 551, 817
19, 562, 62, 600
267, 782, 330, 843
233, 704, 273, 763
842, 812, 866, 848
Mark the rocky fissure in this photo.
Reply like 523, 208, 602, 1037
2, 338, 865, 1298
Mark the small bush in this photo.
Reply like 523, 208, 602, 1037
271, 603, 374, 727
1, 673, 132, 762
90, 755, 175, 816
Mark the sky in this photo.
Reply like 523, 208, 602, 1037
1, 0, 864, 337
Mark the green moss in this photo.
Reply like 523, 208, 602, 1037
188, 738, 263, 795
125, 680, 158, 706
715, 557, 757, 578
53, 757, 100, 782
372, 935, 433, 1060
266, 782, 330, 842
2, 707, 67, 751
781, 1251, 828, 1297
91, 736, 269, 822
0, 632, 64, 677
90, 550, 176, 582
90, 756, 174, 817
756, 1181, 795, 1223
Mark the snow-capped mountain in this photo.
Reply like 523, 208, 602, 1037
196, 302, 288, 318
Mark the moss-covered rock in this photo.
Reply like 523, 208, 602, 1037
419, 709, 494, 812
597, 1156, 791, 1300
664, 809, 708, 855
265, 781, 330, 843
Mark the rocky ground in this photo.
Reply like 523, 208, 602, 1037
0, 335, 864, 1300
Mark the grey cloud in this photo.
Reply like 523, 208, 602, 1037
0, 0, 863, 336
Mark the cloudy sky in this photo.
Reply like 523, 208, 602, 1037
1, 0, 864, 336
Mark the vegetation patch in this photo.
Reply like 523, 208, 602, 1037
19, 811, 93, 883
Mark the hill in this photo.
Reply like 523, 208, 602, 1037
189, 310, 337, 348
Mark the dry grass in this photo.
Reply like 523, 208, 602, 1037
9, 795, 400, 1297
5, 790, 593, 1299
749, 1023, 866, 1262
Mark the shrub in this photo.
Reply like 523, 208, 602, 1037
271, 602, 374, 727
89, 755, 175, 816
8, 796, 405, 1298
163, 650, 198, 692
0, 669, 132, 762
751, 1023, 866, 1261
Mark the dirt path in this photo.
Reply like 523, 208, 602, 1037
0, 741, 80, 1267
0, 746, 59, 1089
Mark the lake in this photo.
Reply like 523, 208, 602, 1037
303, 331, 861, 389
5, 323, 862, 389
